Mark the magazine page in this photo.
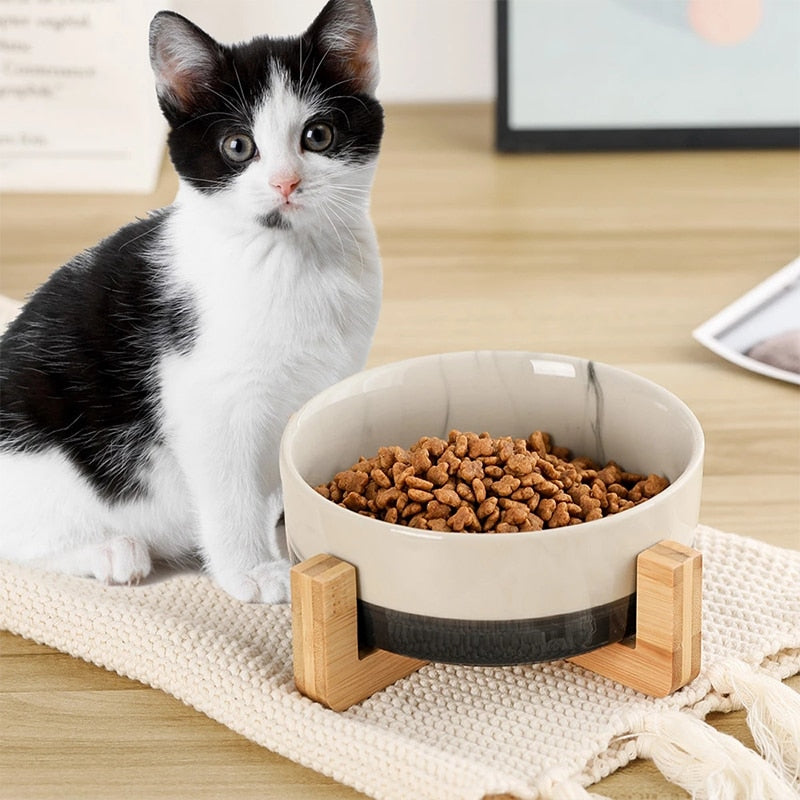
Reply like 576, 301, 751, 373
693, 257, 800, 386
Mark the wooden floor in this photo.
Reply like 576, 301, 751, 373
1, 104, 798, 799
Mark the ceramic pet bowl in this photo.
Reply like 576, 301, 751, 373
279, 351, 704, 666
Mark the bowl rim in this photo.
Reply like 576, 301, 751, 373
280, 350, 705, 546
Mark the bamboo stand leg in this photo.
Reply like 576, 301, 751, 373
291, 540, 702, 710
569, 539, 702, 697
291, 554, 427, 711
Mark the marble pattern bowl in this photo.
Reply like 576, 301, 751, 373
279, 351, 704, 665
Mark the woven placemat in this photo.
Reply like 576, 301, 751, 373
2, 524, 799, 799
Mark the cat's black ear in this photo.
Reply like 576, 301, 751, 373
306, 0, 379, 95
149, 11, 222, 117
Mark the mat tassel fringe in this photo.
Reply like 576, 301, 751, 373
534, 666, 800, 800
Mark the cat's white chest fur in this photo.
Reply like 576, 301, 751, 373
163, 190, 381, 389
154, 192, 381, 601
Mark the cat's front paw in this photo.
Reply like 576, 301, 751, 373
216, 559, 291, 604
90, 536, 152, 585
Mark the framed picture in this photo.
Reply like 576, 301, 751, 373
496, 0, 800, 152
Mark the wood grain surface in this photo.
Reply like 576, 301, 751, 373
1, 103, 798, 799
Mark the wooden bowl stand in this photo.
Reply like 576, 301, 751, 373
291, 539, 702, 711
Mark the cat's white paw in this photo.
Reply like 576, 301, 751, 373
217, 559, 291, 604
90, 536, 152, 585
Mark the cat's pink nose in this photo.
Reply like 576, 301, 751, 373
271, 174, 301, 200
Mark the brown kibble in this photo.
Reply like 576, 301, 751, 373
335, 469, 370, 494
392, 462, 414, 488
501, 502, 529, 526
433, 487, 461, 507
533, 476, 560, 497
317, 429, 669, 532
424, 437, 448, 457
426, 464, 450, 486
537, 497, 557, 521
537, 458, 559, 480
456, 482, 476, 503
371, 468, 391, 488
525, 493, 542, 511
548, 501, 571, 528
454, 434, 468, 458
377, 447, 396, 470
493, 474, 521, 496
628, 482, 644, 503
482, 508, 501, 531
448, 505, 478, 532
426, 500, 452, 520
468, 434, 495, 458
439, 448, 461, 472
596, 462, 623, 485
505, 452, 534, 476
476, 496, 499, 519
401, 501, 423, 519
342, 491, 368, 512
410, 447, 432, 474
406, 475, 434, 491
375, 486, 401, 509
458, 458, 484, 482
496, 438, 515, 462
643, 473, 670, 498
524, 513, 544, 532
495, 522, 519, 533
527, 430, 550, 456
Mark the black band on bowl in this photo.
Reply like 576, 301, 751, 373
357, 594, 636, 666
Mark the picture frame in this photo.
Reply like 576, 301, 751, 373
496, 0, 800, 152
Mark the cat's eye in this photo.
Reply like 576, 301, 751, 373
221, 133, 257, 164
302, 122, 334, 153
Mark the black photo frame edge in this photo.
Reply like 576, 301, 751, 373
495, 0, 800, 153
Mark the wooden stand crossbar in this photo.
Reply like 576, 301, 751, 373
291, 540, 702, 710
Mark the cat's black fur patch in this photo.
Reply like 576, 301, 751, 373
0, 212, 198, 502
259, 210, 291, 231
162, 34, 383, 196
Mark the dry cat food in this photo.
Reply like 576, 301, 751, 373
314, 430, 670, 533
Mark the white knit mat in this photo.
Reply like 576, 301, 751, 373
1, 525, 799, 799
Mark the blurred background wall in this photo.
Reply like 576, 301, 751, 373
170, 0, 496, 103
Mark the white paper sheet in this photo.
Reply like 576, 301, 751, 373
0, 0, 168, 194
693, 257, 800, 386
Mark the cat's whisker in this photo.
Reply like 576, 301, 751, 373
200, 83, 250, 122
229, 62, 249, 116
117, 212, 170, 252
316, 204, 348, 261
324, 201, 365, 272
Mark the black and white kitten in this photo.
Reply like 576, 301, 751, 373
0, 0, 383, 603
